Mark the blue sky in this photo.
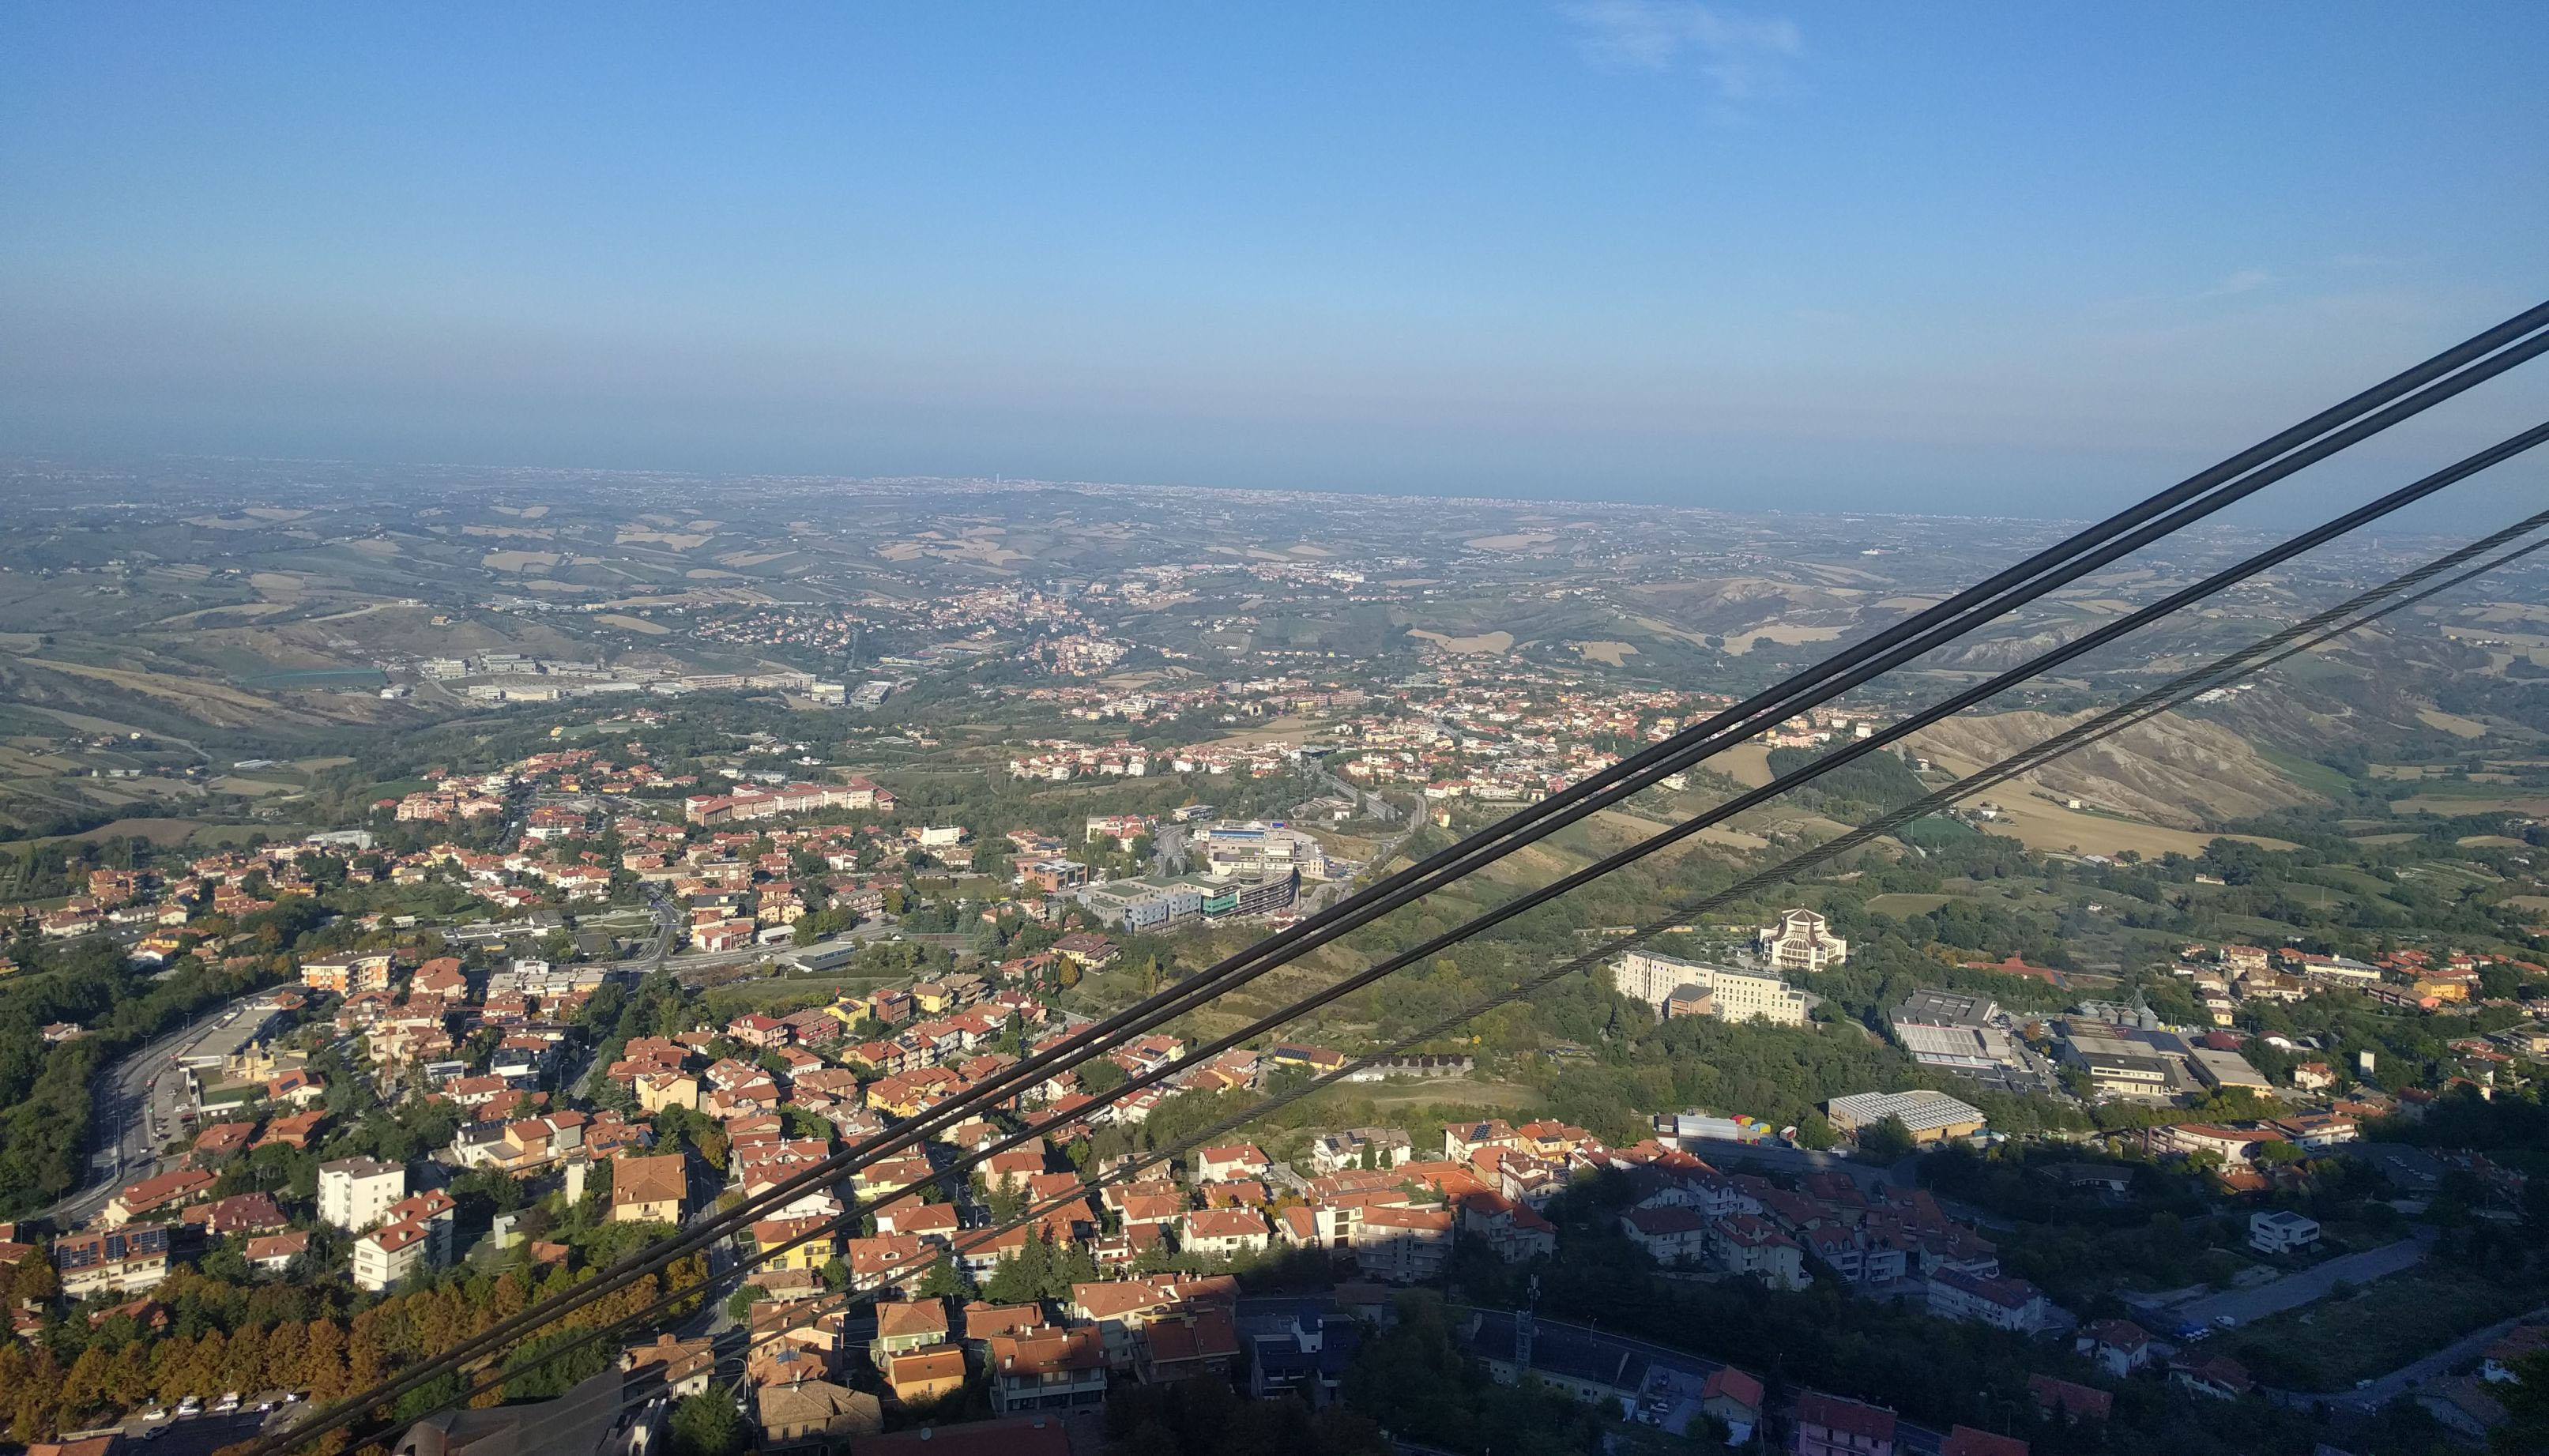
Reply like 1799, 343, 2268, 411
2, 2, 2543, 520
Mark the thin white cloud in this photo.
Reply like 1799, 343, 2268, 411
2194, 269, 2277, 300
1563, 0, 1802, 111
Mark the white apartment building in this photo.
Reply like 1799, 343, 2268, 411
318, 1157, 407, 1231
1611, 950, 1809, 1027
2250, 1210, 2321, 1255
1310, 1127, 1414, 1175
352, 1221, 432, 1291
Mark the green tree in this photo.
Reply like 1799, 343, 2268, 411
916, 1258, 971, 1300
668, 1392, 744, 1456
500, 1329, 612, 1400
1855, 1116, 1917, 1164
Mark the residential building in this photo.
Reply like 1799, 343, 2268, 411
2418, 1376, 2511, 1443
1264, 1042, 1349, 1076
318, 1157, 408, 1231
52, 1224, 172, 1298
2170, 1353, 2256, 1401
884, 1345, 969, 1406
1701, 1368, 1763, 1443
1444, 1119, 1519, 1162
1180, 1207, 1271, 1257
612, 1154, 688, 1225
2076, 1319, 2156, 1378
623, 1335, 715, 1399
2265, 1112, 2359, 1150
379, 1190, 458, 1263
1621, 1205, 1708, 1265
985, 1326, 1109, 1414
637, 1072, 699, 1115
1928, 1268, 2056, 1333
2483, 1326, 2548, 1383
1250, 1314, 1360, 1405
1714, 1213, 1809, 1290
353, 1219, 439, 1291
1193, 1142, 1271, 1183
1939, 1428, 2031, 1456
1310, 1127, 1413, 1174
245, 1231, 310, 1274
104, 1168, 216, 1226
872, 1299, 951, 1368
2155, 1122, 2280, 1163
1137, 1307, 1241, 1386
755, 1381, 883, 1453
300, 951, 394, 996
2249, 1210, 2321, 1255
2027, 1375, 2111, 1425
1350, 1205, 1455, 1282
1794, 1392, 1896, 1456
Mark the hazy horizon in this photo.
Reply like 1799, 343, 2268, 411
5, 3, 2544, 525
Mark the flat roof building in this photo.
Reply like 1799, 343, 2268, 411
1895, 988, 1997, 1027
1824, 1089, 1987, 1145
2187, 1048, 2272, 1093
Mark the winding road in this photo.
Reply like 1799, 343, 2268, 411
40, 991, 271, 1225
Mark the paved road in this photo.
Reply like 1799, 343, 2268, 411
107, 1407, 277, 1456
42, 991, 272, 1225
2166, 1230, 2434, 1328
1315, 770, 1400, 825
661, 945, 788, 981
1293, 788, 1418, 915
641, 892, 677, 967
595, 892, 680, 975
1150, 824, 1188, 877
2309, 1304, 2549, 1409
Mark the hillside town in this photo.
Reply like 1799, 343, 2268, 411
0, 596, 2544, 1456
9, 9, 2549, 1454
5, 709, 2547, 1456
